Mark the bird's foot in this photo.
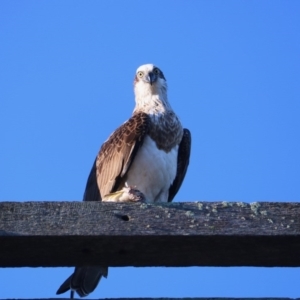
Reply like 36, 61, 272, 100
102, 186, 146, 202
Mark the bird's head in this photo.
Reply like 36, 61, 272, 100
134, 63, 166, 85
134, 64, 167, 95
133, 64, 169, 113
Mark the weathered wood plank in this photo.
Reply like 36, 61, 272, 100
0, 201, 300, 267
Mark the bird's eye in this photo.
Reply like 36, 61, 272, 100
137, 71, 144, 78
153, 68, 160, 74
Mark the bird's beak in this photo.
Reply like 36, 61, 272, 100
145, 72, 157, 85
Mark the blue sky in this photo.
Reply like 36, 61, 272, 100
1, 1, 300, 298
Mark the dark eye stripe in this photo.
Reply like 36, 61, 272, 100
158, 69, 166, 80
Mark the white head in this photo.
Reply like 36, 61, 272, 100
133, 64, 170, 114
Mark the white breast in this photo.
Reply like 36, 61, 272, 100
125, 135, 178, 202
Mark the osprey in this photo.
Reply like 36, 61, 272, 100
56, 64, 191, 298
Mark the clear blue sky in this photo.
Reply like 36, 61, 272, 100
1, 1, 300, 298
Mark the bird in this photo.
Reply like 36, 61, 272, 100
56, 63, 191, 298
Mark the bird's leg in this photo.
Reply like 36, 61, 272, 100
70, 290, 74, 299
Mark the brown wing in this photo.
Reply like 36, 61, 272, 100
83, 112, 150, 201
83, 158, 101, 201
168, 128, 191, 202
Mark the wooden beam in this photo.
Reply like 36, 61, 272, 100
0, 201, 300, 267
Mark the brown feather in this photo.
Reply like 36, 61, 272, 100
82, 158, 101, 202
148, 111, 183, 152
95, 112, 150, 198
168, 128, 191, 202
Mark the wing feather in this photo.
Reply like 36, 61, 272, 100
83, 158, 101, 201
83, 112, 150, 201
96, 112, 150, 198
168, 128, 191, 202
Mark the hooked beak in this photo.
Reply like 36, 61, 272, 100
145, 72, 157, 85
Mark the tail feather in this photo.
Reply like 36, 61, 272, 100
56, 274, 73, 295
56, 266, 108, 297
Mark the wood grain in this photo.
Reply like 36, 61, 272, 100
1, 201, 299, 267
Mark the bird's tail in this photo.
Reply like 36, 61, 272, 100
56, 266, 108, 298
